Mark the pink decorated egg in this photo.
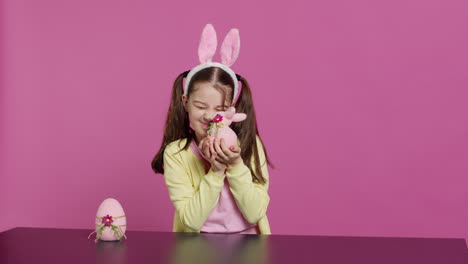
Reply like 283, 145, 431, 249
207, 107, 246, 149
94, 198, 126, 241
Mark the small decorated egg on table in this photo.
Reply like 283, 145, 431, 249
88, 198, 127, 242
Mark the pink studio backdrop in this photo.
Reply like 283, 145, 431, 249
1, 0, 468, 238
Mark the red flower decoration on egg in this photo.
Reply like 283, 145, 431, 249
212, 114, 223, 123
102, 214, 113, 226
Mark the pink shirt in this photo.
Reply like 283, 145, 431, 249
190, 140, 258, 234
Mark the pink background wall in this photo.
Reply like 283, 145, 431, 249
1, 0, 467, 238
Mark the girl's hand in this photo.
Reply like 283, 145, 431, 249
213, 138, 243, 168
198, 137, 227, 176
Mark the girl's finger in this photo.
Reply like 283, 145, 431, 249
213, 158, 227, 170
214, 139, 228, 160
209, 139, 216, 157
201, 138, 208, 154
198, 137, 205, 150
211, 151, 219, 167
230, 144, 240, 153
204, 140, 211, 159
215, 156, 224, 163
219, 138, 232, 157
211, 152, 217, 162
207, 141, 216, 163
197, 137, 202, 146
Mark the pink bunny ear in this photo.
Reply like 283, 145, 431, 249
220, 28, 240, 67
232, 113, 247, 122
198, 24, 217, 64
225, 107, 236, 119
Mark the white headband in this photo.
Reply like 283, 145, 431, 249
183, 24, 241, 105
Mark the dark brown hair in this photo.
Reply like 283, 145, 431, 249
151, 67, 274, 184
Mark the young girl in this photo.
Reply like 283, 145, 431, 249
151, 24, 274, 235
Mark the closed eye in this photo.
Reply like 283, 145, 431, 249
195, 105, 227, 111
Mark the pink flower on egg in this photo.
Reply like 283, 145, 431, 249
102, 214, 113, 226
212, 114, 223, 123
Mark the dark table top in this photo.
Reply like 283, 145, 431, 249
1, 227, 467, 264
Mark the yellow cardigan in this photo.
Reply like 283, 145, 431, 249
163, 135, 271, 235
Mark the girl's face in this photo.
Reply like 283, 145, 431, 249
182, 82, 232, 144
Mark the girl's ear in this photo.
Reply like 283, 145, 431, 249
220, 28, 240, 67
198, 24, 217, 64
232, 113, 247, 122
181, 94, 188, 111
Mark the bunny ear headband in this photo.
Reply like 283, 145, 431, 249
183, 24, 242, 105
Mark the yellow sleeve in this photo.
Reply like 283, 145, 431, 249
163, 143, 225, 231
225, 136, 270, 224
